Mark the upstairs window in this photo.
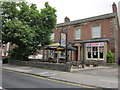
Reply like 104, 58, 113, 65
92, 25, 101, 38
75, 29, 81, 40
51, 33, 54, 40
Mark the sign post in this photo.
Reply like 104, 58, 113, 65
60, 30, 68, 63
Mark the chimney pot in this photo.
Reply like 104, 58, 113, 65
64, 16, 70, 23
112, 2, 117, 13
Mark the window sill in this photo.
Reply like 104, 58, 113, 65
91, 37, 101, 39
74, 39, 82, 41
86, 59, 104, 60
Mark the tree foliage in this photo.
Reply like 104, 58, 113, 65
107, 50, 115, 63
1, 1, 57, 60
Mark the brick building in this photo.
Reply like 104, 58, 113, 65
53, 3, 119, 64
118, 1, 120, 63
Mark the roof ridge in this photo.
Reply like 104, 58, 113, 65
57, 13, 115, 27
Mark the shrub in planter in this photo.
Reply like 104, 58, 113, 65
107, 50, 115, 63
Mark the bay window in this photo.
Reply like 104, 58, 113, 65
86, 42, 104, 60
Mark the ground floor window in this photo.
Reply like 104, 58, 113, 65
49, 50, 54, 56
99, 46, 104, 59
61, 51, 65, 56
92, 47, 98, 58
87, 47, 91, 58
86, 42, 104, 60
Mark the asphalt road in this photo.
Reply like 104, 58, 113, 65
2, 69, 95, 89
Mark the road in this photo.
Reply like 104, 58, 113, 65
0, 60, 2, 89
2, 69, 96, 89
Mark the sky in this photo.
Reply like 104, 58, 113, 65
26, 0, 120, 24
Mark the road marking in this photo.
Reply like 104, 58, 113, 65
99, 79, 118, 83
2, 68, 97, 89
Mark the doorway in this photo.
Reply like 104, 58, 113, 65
74, 46, 78, 61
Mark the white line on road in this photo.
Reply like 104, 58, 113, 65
99, 79, 118, 83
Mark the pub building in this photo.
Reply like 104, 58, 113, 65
53, 2, 119, 64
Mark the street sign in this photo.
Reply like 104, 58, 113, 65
60, 30, 68, 63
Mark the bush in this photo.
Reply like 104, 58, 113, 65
107, 50, 115, 63
3, 58, 9, 64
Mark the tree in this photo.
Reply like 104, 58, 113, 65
1, 1, 57, 60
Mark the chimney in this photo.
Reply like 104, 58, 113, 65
64, 16, 70, 23
112, 2, 117, 13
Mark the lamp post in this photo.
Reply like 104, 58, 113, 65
60, 30, 68, 63
81, 43, 84, 68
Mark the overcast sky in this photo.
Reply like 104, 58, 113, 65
26, 0, 120, 24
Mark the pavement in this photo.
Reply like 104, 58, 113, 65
1, 64, 119, 89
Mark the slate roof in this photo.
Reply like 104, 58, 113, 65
57, 13, 116, 27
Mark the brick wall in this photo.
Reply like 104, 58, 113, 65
9, 60, 71, 72
54, 19, 112, 41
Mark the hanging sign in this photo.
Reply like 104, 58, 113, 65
60, 33, 66, 46
86, 42, 104, 47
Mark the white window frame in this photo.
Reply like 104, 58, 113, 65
98, 46, 104, 60
91, 46, 99, 60
75, 29, 81, 40
49, 50, 54, 56
86, 47, 92, 60
86, 43, 104, 60
91, 25, 101, 38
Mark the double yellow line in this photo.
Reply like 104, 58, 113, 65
2, 68, 98, 89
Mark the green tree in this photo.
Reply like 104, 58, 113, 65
1, 1, 57, 60
107, 50, 115, 63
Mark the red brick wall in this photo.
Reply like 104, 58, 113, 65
54, 18, 112, 42
54, 18, 116, 55
54, 26, 75, 42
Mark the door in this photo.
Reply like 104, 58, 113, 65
74, 46, 78, 61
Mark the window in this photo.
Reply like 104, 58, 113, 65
61, 51, 65, 56
92, 47, 98, 58
75, 29, 81, 40
86, 42, 104, 60
92, 25, 101, 38
99, 46, 104, 59
51, 33, 54, 40
87, 47, 91, 58
49, 50, 54, 56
